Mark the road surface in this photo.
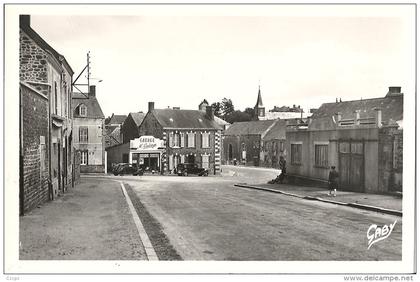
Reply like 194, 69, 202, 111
119, 171, 401, 260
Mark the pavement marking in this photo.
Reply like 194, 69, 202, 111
119, 182, 159, 261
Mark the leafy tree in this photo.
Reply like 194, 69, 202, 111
221, 98, 234, 118
244, 107, 256, 120
225, 110, 252, 124
211, 102, 222, 118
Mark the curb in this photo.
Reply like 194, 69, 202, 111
234, 184, 402, 217
119, 182, 159, 261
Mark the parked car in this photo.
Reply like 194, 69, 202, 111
113, 163, 143, 176
176, 163, 209, 176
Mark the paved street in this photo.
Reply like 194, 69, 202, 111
120, 169, 401, 261
20, 166, 402, 261
19, 178, 147, 260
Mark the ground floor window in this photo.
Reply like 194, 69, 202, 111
291, 144, 302, 165
202, 154, 210, 169
81, 150, 88, 165
132, 153, 160, 172
315, 144, 328, 167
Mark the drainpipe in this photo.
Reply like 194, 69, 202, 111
48, 83, 53, 201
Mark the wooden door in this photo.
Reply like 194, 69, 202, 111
339, 140, 364, 192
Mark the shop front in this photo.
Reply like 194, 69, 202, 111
129, 136, 165, 173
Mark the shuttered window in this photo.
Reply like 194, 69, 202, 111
315, 145, 328, 167
174, 133, 180, 147
202, 154, 209, 169
180, 132, 185, 147
201, 132, 210, 148
187, 132, 195, 148
79, 127, 88, 143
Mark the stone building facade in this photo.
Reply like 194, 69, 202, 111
121, 112, 145, 144
19, 15, 75, 213
138, 102, 223, 174
20, 82, 49, 213
72, 86, 106, 173
223, 120, 278, 166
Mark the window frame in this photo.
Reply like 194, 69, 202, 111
81, 150, 88, 165
202, 154, 210, 169
187, 132, 195, 148
291, 143, 302, 165
79, 126, 88, 143
79, 104, 87, 117
201, 132, 210, 148
314, 144, 329, 168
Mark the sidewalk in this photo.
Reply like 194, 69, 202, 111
19, 177, 148, 260
234, 182, 402, 216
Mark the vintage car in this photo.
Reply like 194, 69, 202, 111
112, 163, 143, 176
176, 163, 209, 176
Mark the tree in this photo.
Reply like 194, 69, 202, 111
211, 102, 222, 118
221, 98, 234, 119
225, 110, 252, 124
244, 107, 256, 120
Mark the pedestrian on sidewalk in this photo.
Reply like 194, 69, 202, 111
328, 166, 339, 196
278, 156, 287, 183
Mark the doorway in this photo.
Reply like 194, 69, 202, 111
187, 154, 195, 164
338, 140, 364, 192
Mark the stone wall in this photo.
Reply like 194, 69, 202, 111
73, 150, 81, 185
379, 125, 403, 192
20, 30, 48, 93
223, 134, 261, 166
165, 129, 218, 174
20, 83, 50, 213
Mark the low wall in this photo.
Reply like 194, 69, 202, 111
81, 165, 105, 173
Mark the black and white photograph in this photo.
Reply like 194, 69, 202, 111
3, 2, 417, 280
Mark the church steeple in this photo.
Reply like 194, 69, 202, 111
254, 85, 265, 119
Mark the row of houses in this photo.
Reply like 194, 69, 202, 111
103, 84, 403, 194
106, 101, 229, 175
223, 86, 403, 194
19, 15, 106, 214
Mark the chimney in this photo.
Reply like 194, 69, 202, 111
148, 102, 155, 112
206, 106, 214, 120
374, 107, 382, 127
354, 110, 360, 125
89, 85, 96, 97
386, 86, 403, 97
20, 15, 30, 28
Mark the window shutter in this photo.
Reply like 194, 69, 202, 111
169, 132, 173, 147
180, 133, 185, 147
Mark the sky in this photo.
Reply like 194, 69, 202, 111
30, 7, 415, 118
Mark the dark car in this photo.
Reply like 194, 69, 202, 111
176, 163, 208, 176
113, 163, 143, 176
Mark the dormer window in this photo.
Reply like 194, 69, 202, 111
79, 104, 87, 117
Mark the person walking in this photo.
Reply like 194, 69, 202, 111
328, 166, 339, 196
278, 156, 287, 183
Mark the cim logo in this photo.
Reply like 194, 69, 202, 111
367, 220, 397, 250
